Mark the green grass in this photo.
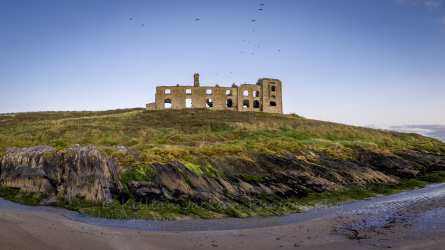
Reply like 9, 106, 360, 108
0, 187, 19, 197
0, 189, 49, 206
121, 165, 150, 183
234, 175, 265, 184
1, 108, 445, 220
0, 108, 443, 160
57, 196, 303, 220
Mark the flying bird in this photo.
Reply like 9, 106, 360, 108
252, 20, 255, 22
141, 24, 144, 26
129, 17, 132, 20
259, 9, 263, 10
278, 49, 281, 52
253, 29, 255, 32
261, 4, 264, 5
196, 19, 199, 20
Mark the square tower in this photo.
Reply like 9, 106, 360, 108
257, 78, 283, 114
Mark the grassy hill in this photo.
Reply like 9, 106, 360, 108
1, 108, 445, 220
0, 108, 443, 160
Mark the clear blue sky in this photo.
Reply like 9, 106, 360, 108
1, 0, 444, 127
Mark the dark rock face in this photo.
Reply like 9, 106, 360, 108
126, 181, 171, 203
0, 145, 114, 203
2, 145, 445, 206
1, 146, 57, 194
353, 152, 421, 178
394, 152, 445, 172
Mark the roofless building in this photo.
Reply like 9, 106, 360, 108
146, 73, 282, 114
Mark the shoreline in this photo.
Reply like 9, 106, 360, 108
1, 206, 444, 249
1, 183, 445, 232
1, 183, 445, 249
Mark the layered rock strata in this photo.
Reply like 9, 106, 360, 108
1, 145, 444, 206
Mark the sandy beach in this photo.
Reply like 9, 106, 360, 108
3, 183, 445, 250
1, 205, 445, 250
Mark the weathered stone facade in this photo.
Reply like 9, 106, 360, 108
146, 74, 283, 114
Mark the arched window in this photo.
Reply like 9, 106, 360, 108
165, 89, 171, 94
243, 100, 249, 108
243, 90, 249, 96
253, 91, 259, 97
226, 90, 231, 96
253, 100, 260, 108
164, 98, 172, 108
270, 102, 276, 107
206, 89, 212, 95
206, 98, 213, 107
186, 99, 192, 108
226, 99, 233, 108
186, 89, 191, 95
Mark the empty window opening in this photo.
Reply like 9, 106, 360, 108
186, 99, 192, 108
206, 89, 212, 95
253, 91, 259, 97
206, 98, 213, 108
271, 85, 276, 92
270, 102, 276, 107
164, 98, 172, 109
243, 90, 249, 96
186, 89, 191, 95
253, 100, 260, 108
226, 99, 233, 108
243, 100, 249, 108
226, 90, 231, 96
165, 89, 171, 94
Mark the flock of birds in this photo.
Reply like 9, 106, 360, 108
128, 3, 281, 80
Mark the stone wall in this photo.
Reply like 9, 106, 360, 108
155, 86, 239, 111
237, 84, 262, 112
145, 102, 156, 110
149, 77, 283, 114
259, 78, 283, 114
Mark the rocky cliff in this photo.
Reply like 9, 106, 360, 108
1, 145, 445, 209
0, 145, 121, 204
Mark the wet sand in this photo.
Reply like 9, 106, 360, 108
2, 184, 445, 249
1, 208, 445, 250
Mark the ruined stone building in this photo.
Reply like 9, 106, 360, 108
146, 74, 282, 114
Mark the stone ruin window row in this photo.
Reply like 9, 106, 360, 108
164, 89, 260, 97
242, 100, 260, 109
163, 98, 263, 109
243, 90, 260, 97
162, 88, 264, 109
165, 89, 233, 96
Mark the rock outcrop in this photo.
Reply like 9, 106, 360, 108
0, 145, 115, 203
1, 145, 445, 206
